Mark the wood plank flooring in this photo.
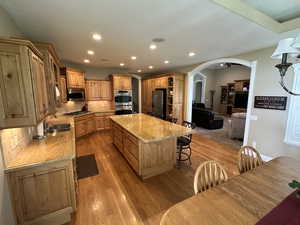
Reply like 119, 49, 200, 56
68, 130, 240, 225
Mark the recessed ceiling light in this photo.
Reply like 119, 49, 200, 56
131, 56, 137, 60
92, 33, 102, 41
148, 65, 153, 69
120, 63, 125, 66
137, 69, 142, 73
149, 44, 157, 50
164, 60, 169, 64
220, 63, 224, 67
83, 59, 90, 63
188, 52, 196, 57
87, 50, 94, 55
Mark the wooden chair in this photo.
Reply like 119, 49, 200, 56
238, 146, 263, 173
194, 160, 228, 194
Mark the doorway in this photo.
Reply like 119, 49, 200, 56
185, 58, 257, 147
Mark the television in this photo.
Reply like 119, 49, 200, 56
234, 92, 248, 108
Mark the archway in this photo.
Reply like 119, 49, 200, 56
185, 58, 257, 146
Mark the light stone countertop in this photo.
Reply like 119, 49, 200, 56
110, 113, 195, 143
4, 115, 76, 173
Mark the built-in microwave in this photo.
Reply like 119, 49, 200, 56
68, 88, 85, 101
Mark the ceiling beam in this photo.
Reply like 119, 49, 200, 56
211, 0, 300, 33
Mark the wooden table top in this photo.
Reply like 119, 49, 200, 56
161, 157, 300, 225
110, 113, 195, 143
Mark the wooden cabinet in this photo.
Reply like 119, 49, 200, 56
7, 160, 76, 225
74, 113, 95, 138
85, 80, 112, 101
142, 73, 185, 123
60, 77, 67, 103
75, 112, 114, 138
112, 75, 132, 90
66, 68, 85, 89
95, 112, 114, 130
0, 38, 49, 128
34, 42, 61, 115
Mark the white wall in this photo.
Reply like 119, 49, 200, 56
0, 6, 22, 225
233, 47, 300, 159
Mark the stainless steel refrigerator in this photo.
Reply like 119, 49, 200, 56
152, 88, 167, 120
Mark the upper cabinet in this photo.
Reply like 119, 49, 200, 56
66, 68, 85, 89
33, 42, 61, 115
0, 38, 49, 128
112, 75, 132, 90
60, 76, 67, 103
85, 80, 112, 101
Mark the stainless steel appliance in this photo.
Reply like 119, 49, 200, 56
68, 88, 85, 101
152, 88, 167, 120
114, 90, 133, 115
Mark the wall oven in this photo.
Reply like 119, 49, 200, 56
114, 90, 133, 114
68, 88, 85, 101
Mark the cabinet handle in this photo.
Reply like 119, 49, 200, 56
6, 73, 12, 79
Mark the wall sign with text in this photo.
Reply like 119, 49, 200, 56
254, 96, 287, 110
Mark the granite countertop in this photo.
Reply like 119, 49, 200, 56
5, 115, 76, 173
110, 113, 195, 143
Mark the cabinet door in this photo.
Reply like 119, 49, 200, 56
66, 70, 78, 88
113, 76, 122, 90
0, 45, 37, 128
76, 72, 85, 88
122, 76, 132, 90
173, 77, 184, 104
60, 77, 67, 103
96, 116, 105, 130
30, 52, 49, 121
173, 103, 183, 124
87, 118, 96, 134
9, 161, 75, 225
160, 77, 168, 88
46, 54, 57, 115
104, 117, 111, 129
75, 120, 87, 138
100, 81, 112, 100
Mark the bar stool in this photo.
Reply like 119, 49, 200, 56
176, 121, 196, 167
167, 117, 178, 124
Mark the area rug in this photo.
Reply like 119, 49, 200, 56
76, 154, 99, 179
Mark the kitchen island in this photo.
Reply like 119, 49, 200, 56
110, 113, 194, 179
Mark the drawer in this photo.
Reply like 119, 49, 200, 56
74, 113, 94, 122
124, 137, 139, 160
95, 112, 114, 117
123, 147, 139, 173
124, 131, 139, 146
114, 135, 123, 152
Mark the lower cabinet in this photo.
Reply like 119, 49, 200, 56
7, 160, 76, 225
75, 112, 114, 138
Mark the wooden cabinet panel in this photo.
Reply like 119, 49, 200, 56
75, 120, 88, 138
60, 77, 67, 103
0, 46, 36, 127
87, 117, 96, 134
8, 160, 76, 225
96, 116, 105, 130
100, 81, 112, 100
104, 117, 111, 129
112, 75, 132, 90
86, 80, 112, 101
67, 69, 85, 89
30, 53, 49, 121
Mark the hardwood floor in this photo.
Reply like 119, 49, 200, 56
68, 130, 240, 225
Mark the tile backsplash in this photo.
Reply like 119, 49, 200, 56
56, 101, 113, 114
0, 127, 33, 167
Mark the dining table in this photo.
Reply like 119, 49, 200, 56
160, 157, 300, 225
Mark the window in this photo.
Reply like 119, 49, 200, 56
284, 63, 300, 146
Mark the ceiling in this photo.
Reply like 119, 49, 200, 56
243, 0, 300, 22
1, 0, 300, 73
